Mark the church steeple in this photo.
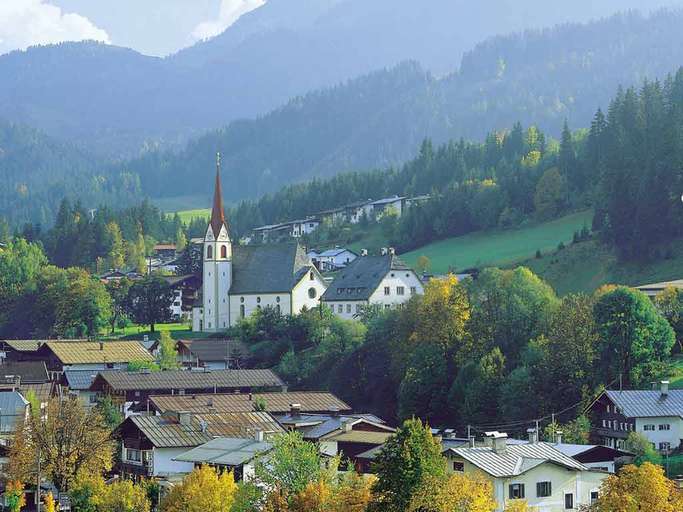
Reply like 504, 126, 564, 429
209, 152, 228, 237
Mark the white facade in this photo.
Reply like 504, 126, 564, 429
202, 223, 232, 332
445, 454, 606, 512
310, 249, 358, 272
152, 447, 195, 476
367, 270, 424, 307
635, 416, 683, 452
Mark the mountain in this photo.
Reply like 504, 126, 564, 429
0, 0, 678, 158
126, 9, 683, 203
0, 120, 141, 227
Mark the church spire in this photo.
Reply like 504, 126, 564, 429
209, 152, 228, 237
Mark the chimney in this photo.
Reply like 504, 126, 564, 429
469, 436, 475, 448
652, 382, 659, 391
389, 247, 395, 256
178, 411, 192, 427
254, 429, 265, 442
380, 247, 388, 256
556, 430, 563, 445
342, 421, 353, 433
661, 381, 670, 397
527, 428, 538, 444
360, 249, 368, 257
486, 432, 507, 454
330, 406, 340, 417
99, 341, 104, 351
290, 403, 301, 417
206, 397, 213, 408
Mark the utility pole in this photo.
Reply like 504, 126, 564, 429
36, 447, 41, 512
551, 413, 555, 443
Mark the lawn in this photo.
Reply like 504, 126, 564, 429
402, 210, 593, 274
668, 356, 683, 390
100, 322, 208, 340
173, 208, 211, 224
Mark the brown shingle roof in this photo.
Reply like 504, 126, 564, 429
46, 341, 154, 365
93, 369, 285, 392
148, 392, 351, 414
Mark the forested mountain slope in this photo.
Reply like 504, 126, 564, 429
130, 10, 683, 202
0, 0, 677, 157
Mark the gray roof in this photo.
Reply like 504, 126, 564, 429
317, 248, 357, 258
93, 369, 285, 392
371, 196, 405, 206
178, 339, 247, 363
230, 243, 313, 294
447, 442, 587, 478
126, 415, 212, 448
274, 413, 388, 440
0, 391, 29, 433
321, 254, 413, 301
175, 437, 273, 466
605, 389, 683, 418
64, 370, 99, 390
0, 361, 49, 383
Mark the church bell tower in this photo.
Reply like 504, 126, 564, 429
202, 152, 232, 331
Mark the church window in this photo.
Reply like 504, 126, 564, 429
240, 297, 244, 303
310, 271, 314, 281
257, 297, 261, 304
308, 288, 317, 299
221, 245, 227, 258
240, 305, 245, 318
276, 296, 281, 303
207, 246, 213, 259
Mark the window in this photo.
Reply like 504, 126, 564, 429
240, 305, 245, 319
391, 273, 395, 278
338, 288, 344, 295
644, 424, 656, 431
509, 484, 525, 500
536, 482, 552, 498
276, 296, 281, 303
564, 493, 574, 509
126, 448, 142, 464
452, 461, 464, 472
257, 297, 261, 304
602, 420, 606, 428
410, 286, 417, 295
276, 304, 281, 315
338, 305, 343, 313
346, 304, 352, 314
207, 245, 213, 259
397, 286, 405, 296
174, 301, 181, 307
659, 442, 671, 452
308, 288, 317, 299
310, 271, 314, 281
591, 491, 599, 504
221, 245, 227, 258
240, 297, 245, 303
384, 304, 390, 310
384, 286, 390, 295
659, 424, 671, 431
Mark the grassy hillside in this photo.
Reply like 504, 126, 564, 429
401, 211, 593, 274
173, 208, 210, 224
522, 238, 683, 295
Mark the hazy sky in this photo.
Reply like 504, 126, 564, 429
0, 0, 266, 57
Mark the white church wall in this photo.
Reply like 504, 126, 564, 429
229, 293, 292, 326
292, 269, 327, 313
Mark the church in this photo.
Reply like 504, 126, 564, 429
192, 160, 327, 332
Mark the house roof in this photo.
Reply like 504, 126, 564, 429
635, 279, 683, 296
0, 391, 28, 431
148, 392, 351, 415
124, 411, 283, 448
321, 254, 413, 301
274, 413, 390, 440
446, 442, 587, 478
18, 382, 54, 403
371, 196, 405, 206
325, 430, 394, 445
177, 339, 248, 363
2, 340, 47, 352
92, 369, 285, 392
317, 248, 357, 258
162, 275, 200, 288
174, 437, 273, 466
230, 243, 313, 294
63, 370, 99, 390
45, 341, 154, 365
549, 443, 632, 459
0, 361, 49, 383
604, 389, 683, 419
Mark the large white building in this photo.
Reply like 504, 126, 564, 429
193, 162, 327, 332
320, 248, 424, 319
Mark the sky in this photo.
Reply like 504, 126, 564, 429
0, 0, 266, 57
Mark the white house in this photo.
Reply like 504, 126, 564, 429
193, 162, 327, 332
308, 248, 358, 272
587, 382, 683, 453
370, 196, 406, 219
320, 249, 424, 319
444, 433, 607, 512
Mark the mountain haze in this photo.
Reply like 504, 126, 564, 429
0, 0, 679, 157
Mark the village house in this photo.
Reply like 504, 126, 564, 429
62, 369, 100, 407
274, 407, 395, 467
90, 368, 286, 412
443, 432, 607, 512
175, 339, 247, 370
115, 410, 283, 478
162, 274, 201, 321
0, 391, 29, 436
369, 195, 406, 218
320, 249, 424, 319
635, 278, 683, 298
144, 391, 352, 416
586, 381, 683, 452
193, 165, 327, 331
174, 435, 273, 482
308, 247, 358, 272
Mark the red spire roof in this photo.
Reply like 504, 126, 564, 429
209, 153, 228, 237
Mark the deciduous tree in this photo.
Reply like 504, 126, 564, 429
161, 465, 236, 512
126, 275, 173, 332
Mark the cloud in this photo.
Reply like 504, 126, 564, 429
190, 0, 265, 43
0, 0, 110, 55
